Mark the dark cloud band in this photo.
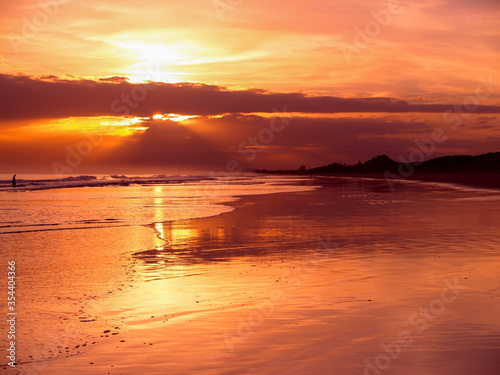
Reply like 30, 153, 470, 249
2, 73, 500, 121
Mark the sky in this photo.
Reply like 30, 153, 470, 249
0, 0, 499, 173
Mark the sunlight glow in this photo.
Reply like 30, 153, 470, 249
152, 114, 199, 122
18, 114, 201, 139
126, 70, 183, 84
154, 222, 165, 241
112, 39, 199, 83
115, 41, 186, 65
99, 117, 149, 135
15, 117, 149, 136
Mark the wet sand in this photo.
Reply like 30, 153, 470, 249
314, 172, 500, 190
14, 177, 500, 375
407, 172, 500, 190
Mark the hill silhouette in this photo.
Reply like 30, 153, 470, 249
256, 152, 500, 175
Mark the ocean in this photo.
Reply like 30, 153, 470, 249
1, 175, 499, 374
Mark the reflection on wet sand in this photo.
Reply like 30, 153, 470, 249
132, 218, 325, 280
29, 177, 500, 375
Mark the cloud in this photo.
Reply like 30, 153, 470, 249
1, 73, 500, 122
99, 76, 130, 83
108, 121, 228, 168
0, 119, 227, 173
1, 0, 499, 102
2, 113, 498, 173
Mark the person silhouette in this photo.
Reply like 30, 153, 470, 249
12, 175, 16, 187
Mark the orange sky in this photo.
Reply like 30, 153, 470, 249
0, 0, 499, 173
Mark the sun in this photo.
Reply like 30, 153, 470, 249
112, 40, 197, 83
115, 40, 187, 64
152, 114, 198, 122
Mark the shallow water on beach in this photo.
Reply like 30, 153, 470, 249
1, 176, 500, 374
0, 176, 316, 369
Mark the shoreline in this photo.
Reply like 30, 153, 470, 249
400, 171, 500, 190
11, 177, 500, 375
259, 171, 500, 191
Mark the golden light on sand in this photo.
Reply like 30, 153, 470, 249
169, 226, 199, 244
154, 222, 165, 241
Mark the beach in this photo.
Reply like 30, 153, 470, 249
272, 172, 500, 191
379, 172, 500, 191
1, 176, 500, 375
2, 0, 500, 373
3, 0, 499, 373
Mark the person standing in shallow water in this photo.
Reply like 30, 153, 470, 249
12, 175, 16, 187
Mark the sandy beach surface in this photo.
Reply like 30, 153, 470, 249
321, 172, 500, 191
3, 176, 500, 375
